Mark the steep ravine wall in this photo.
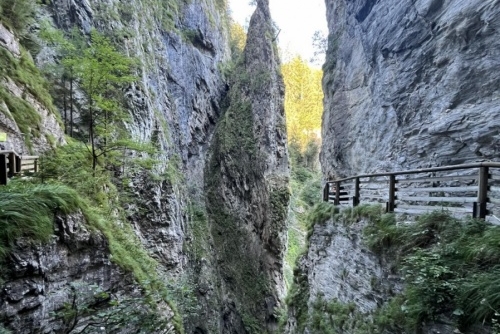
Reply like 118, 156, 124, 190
205, 0, 289, 332
321, 0, 500, 178
0, 0, 290, 332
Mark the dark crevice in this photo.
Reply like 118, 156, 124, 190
355, 0, 379, 23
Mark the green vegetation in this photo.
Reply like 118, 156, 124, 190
362, 210, 500, 332
309, 295, 356, 333
0, 47, 58, 149
0, 181, 82, 259
37, 141, 183, 332
187, 204, 210, 261
0, 0, 34, 35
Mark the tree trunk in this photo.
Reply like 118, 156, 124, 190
70, 71, 74, 138
62, 76, 67, 134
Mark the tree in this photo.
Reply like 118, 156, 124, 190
281, 56, 323, 150
310, 30, 327, 66
70, 30, 135, 170
229, 21, 247, 58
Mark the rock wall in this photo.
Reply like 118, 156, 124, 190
205, 0, 289, 331
321, 0, 500, 178
1, 0, 291, 332
285, 216, 400, 333
1, 0, 232, 332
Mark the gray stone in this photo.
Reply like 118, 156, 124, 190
321, 0, 500, 178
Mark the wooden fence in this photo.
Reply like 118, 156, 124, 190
323, 162, 500, 220
0, 150, 39, 185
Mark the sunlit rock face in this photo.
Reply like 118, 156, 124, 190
321, 0, 500, 178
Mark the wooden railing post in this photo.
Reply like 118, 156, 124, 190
7, 152, 16, 177
476, 166, 489, 219
323, 183, 330, 202
0, 154, 7, 185
387, 175, 396, 213
335, 181, 341, 206
353, 177, 360, 207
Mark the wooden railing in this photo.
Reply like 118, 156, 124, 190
0, 150, 39, 185
323, 162, 500, 220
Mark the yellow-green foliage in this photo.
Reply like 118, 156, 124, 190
281, 56, 323, 150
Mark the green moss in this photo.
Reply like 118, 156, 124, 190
187, 204, 210, 261
0, 86, 40, 150
0, 47, 57, 116
284, 258, 310, 333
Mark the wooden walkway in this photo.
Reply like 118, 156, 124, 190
0, 150, 39, 185
323, 162, 500, 220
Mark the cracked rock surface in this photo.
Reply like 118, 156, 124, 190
321, 0, 500, 178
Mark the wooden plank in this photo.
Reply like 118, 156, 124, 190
359, 179, 389, 184
489, 197, 500, 205
397, 196, 477, 203
396, 204, 471, 213
397, 186, 478, 193
397, 174, 477, 183
361, 195, 387, 201
490, 174, 500, 181
360, 185, 388, 190
20, 155, 39, 160
20, 164, 35, 171
490, 186, 500, 193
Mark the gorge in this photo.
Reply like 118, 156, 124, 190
0, 0, 499, 333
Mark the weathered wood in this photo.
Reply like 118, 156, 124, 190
15, 155, 21, 173
353, 177, 360, 207
21, 164, 36, 171
359, 179, 389, 184
489, 186, 500, 193
7, 152, 16, 177
328, 162, 500, 183
21, 159, 37, 166
387, 175, 396, 213
477, 166, 489, 219
490, 174, 500, 181
335, 181, 341, 206
0, 154, 7, 185
489, 197, 500, 205
323, 184, 330, 202
395, 204, 471, 213
397, 174, 477, 183
360, 184, 388, 190
360, 195, 387, 201
397, 186, 478, 193
398, 196, 477, 203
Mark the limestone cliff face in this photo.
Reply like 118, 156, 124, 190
1, 0, 231, 332
1, 0, 290, 332
205, 0, 289, 331
321, 0, 500, 178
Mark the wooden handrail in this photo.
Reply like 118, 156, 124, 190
327, 162, 500, 183
324, 162, 500, 220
